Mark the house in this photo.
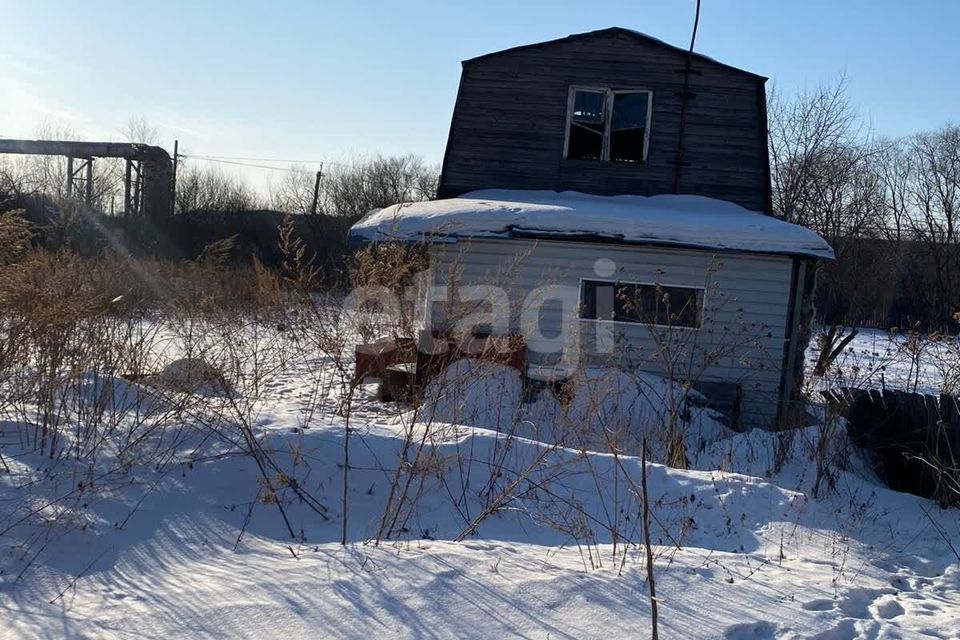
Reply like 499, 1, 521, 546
349, 28, 834, 429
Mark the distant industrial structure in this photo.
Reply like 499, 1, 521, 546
0, 138, 173, 219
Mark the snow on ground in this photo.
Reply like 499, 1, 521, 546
806, 327, 960, 396
1, 326, 958, 639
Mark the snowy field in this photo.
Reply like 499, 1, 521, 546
1, 324, 958, 639
809, 328, 960, 397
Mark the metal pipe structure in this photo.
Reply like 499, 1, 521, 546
0, 138, 173, 219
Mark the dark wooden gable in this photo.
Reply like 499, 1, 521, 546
437, 28, 772, 212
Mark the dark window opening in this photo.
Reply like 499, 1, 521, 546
565, 88, 651, 163
567, 90, 605, 160
580, 280, 703, 328
610, 92, 649, 163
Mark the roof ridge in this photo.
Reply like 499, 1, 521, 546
462, 26, 766, 80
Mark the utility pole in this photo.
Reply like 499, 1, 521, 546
310, 163, 324, 215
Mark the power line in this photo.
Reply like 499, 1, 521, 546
179, 153, 435, 193
180, 155, 304, 172
183, 153, 377, 171
181, 154, 433, 181
187, 153, 329, 165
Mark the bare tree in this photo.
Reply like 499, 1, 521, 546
0, 159, 25, 213
769, 78, 890, 328
120, 116, 161, 146
267, 155, 439, 218
12, 123, 80, 201
768, 77, 883, 250
175, 163, 263, 212
324, 155, 439, 219
904, 125, 960, 324
875, 137, 913, 243
269, 165, 316, 214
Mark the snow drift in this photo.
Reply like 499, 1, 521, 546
420, 361, 732, 462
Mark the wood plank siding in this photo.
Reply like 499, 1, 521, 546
428, 238, 794, 428
438, 28, 772, 212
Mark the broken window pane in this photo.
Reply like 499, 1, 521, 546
610, 92, 649, 163
567, 90, 605, 160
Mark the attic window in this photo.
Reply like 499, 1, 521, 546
565, 88, 652, 163
580, 280, 703, 328
568, 90, 606, 161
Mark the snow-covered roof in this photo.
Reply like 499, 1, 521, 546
348, 190, 835, 260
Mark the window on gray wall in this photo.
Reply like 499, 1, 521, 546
565, 88, 653, 163
580, 280, 703, 328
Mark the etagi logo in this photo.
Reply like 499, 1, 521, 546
345, 258, 627, 368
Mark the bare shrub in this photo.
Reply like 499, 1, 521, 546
0, 224, 340, 573
0, 209, 32, 265
350, 241, 429, 341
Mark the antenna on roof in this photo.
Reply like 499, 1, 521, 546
671, 0, 702, 194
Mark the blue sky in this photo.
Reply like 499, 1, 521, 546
1, 0, 956, 188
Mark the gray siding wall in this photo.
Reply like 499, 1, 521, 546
428, 238, 794, 428
438, 31, 771, 212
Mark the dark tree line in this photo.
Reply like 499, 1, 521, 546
173, 156, 439, 216
167, 154, 439, 280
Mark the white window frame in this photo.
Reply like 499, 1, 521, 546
563, 86, 654, 163
577, 277, 705, 330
